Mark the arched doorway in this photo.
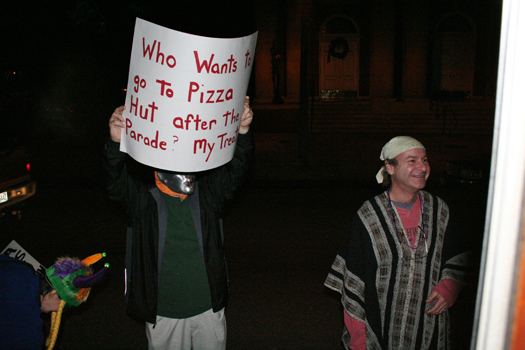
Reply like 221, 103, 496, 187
433, 13, 476, 99
319, 15, 360, 99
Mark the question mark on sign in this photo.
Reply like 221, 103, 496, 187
172, 135, 179, 151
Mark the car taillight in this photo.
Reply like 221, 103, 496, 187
26, 163, 31, 172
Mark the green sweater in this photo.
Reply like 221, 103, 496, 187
157, 193, 212, 319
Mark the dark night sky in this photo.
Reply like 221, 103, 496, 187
1, 0, 256, 72
0, 0, 255, 138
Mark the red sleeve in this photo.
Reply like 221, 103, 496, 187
344, 310, 366, 350
432, 279, 463, 307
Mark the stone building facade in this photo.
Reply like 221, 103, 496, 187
249, 0, 502, 134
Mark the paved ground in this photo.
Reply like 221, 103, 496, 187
1, 129, 490, 349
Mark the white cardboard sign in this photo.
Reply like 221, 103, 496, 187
2, 240, 46, 275
121, 18, 258, 172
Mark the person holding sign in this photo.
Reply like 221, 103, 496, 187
103, 97, 254, 350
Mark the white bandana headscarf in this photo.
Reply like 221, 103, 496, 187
376, 136, 426, 183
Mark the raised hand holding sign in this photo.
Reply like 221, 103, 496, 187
120, 18, 257, 172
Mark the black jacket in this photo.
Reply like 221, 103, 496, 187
103, 130, 254, 323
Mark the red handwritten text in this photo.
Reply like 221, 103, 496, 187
188, 82, 233, 103
173, 114, 217, 130
194, 52, 237, 74
193, 127, 239, 162
156, 79, 174, 98
245, 50, 252, 68
130, 96, 158, 123
217, 128, 239, 150
125, 119, 167, 150
221, 109, 240, 127
142, 38, 176, 68
194, 139, 215, 162
134, 75, 146, 93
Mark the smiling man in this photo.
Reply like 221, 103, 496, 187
325, 136, 472, 350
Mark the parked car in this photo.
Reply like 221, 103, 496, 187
0, 137, 37, 219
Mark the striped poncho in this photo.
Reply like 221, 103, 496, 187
325, 191, 471, 350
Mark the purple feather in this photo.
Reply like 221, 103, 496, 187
53, 258, 89, 278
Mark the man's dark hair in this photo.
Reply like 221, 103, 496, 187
381, 158, 398, 188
